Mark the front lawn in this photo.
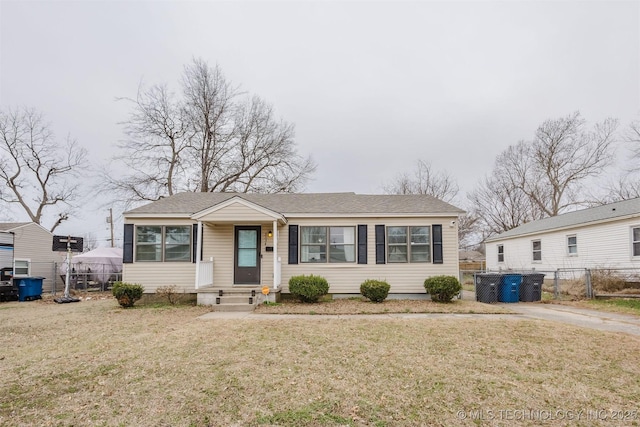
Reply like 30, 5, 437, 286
1, 298, 639, 426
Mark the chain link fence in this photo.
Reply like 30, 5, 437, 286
18, 261, 121, 295
461, 267, 640, 301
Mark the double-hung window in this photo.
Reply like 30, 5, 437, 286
497, 245, 504, 263
532, 240, 542, 262
136, 226, 191, 262
633, 227, 640, 257
567, 235, 577, 255
387, 226, 430, 263
300, 226, 355, 263
14, 259, 30, 276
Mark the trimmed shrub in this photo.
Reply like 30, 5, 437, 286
424, 275, 461, 303
112, 282, 144, 308
288, 274, 329, 303
360, 279, 391, 303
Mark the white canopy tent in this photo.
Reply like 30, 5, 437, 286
59, 247, 123, 285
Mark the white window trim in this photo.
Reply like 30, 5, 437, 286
386, 226, 431, 264
532, 240, 542, 263
14, 258, 31, 277
134, 225, 192, 263
300, 226, 356, 264
632, 226, 640, 258
567, 234, 578, 256
497, 245, 504, 263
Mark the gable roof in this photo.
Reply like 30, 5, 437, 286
124, 192, 465, 217
0, 222, 54, 236
0, 222, 31, 231
486, 197, 640, 242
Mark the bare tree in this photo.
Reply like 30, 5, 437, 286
182, 59, 238, 192
0, 107, 87, 232
585, 116, 640, 205
107, 58, 315, 203
383, 160, 459, 202
468, 112, 617, 239
467, 170, 545, 238
515, 112, 617, 216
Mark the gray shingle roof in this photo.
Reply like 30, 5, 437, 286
486, 197, 640, 242
0, 222, 31, 231
124, 192, 465, 216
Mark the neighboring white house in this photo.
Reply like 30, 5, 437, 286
485, 198, 640, 272
0, 222, 60, 292
122, 192, 464, 303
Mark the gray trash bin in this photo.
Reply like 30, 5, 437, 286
474, 273, 501, 303
520, 273, 545, 302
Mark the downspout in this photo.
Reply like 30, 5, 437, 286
195, 220, 203, 289
273, 219, 278, 289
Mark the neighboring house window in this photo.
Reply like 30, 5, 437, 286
14, 259, 30, 276
567, 235, 577, 255
497, 245, 504, 263
300, 226, 355, 263
387, 226, 430, 263
135, 226, 191, 262
532, 240, 542, 261
633, 227, 640, 257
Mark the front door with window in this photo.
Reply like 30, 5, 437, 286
234, 226, 261, 284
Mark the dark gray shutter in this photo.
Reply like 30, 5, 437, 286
432, 224, 443, 264
375, 225, 385, 264
192, 224, 199, 263
288, 225, 298, 264
357, 224, 367, 264
123, 224, 134, 263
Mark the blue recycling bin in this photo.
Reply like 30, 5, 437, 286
499, 274, 521, 303
15, 277, 44, 302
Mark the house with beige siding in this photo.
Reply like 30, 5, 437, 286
122, 192, 464, 306
485, 198, 640, 272
0, 222, 60, 292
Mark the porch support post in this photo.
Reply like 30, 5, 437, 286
195, 220, 203, 289
273, 219, 278, 289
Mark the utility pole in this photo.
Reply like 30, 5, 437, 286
108, 208, 115, 248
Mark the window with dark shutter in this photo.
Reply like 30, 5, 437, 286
357, 224, 367, 264
288, 225, 299, 264
192, 224, 199, 263
123, 224, 134, 263
432, 224, 443, 264
375, 225, 385, 264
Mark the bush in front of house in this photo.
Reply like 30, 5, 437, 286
360, 279, 391, 303
288, 274, 329, 303
112, 282, 145, 308
424, 275, 461, 303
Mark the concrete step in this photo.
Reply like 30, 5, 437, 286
210, 302, 257, 312
216, 295, 256, 304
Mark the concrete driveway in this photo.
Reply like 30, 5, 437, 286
503, 303, 640, 337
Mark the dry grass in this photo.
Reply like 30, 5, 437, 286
255, 297, 513, 315
1, 297, 640, 426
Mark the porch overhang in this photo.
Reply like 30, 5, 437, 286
191, 196, 287, 225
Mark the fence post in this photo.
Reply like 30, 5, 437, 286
585, 269, 593, 299
554, 270, 559, 300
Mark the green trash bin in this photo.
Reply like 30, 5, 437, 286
16, 277, 44, 302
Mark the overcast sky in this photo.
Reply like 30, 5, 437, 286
1, 0, 639, 246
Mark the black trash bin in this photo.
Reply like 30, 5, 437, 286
520, 273, 545, 302
474, 273, 501, 303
